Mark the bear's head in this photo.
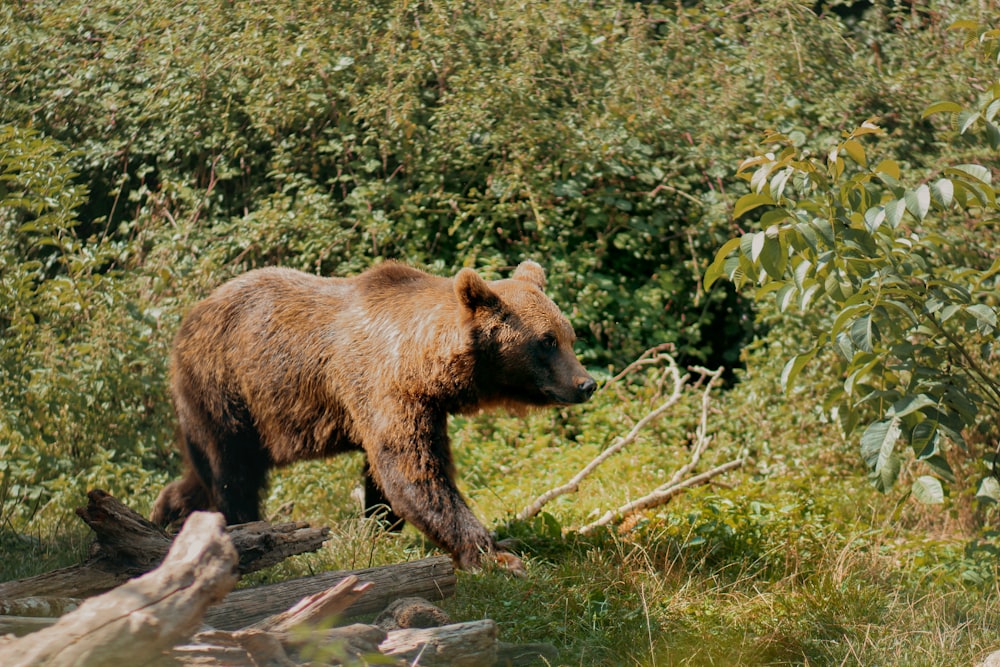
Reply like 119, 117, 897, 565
455, 261, 597, 410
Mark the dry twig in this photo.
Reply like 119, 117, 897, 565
517, 347, 745, 532
517, 352, 688, 522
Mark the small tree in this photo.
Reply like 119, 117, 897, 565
706, 21, 1000, 503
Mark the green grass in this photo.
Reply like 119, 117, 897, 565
2, 369, 999, 666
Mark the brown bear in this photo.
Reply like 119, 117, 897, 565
151, 260, 596, 572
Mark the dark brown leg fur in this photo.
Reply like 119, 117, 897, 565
209, 429, 269, 524
363, 458, 405, 532
366, 416, 498, 570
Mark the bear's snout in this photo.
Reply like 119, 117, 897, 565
561, 375, 597, 404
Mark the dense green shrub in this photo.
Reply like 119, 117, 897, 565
707, 19, 1000, 502
0, 126, 175, 529
0, 0, 993, 537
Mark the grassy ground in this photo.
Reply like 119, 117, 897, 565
2, 360, 998, 666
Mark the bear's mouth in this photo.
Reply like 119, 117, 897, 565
542, 385, 595, 405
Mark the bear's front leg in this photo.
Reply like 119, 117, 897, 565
366, 425, 523, 574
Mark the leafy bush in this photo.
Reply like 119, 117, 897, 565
707, 20, 1000, 502
4, 0, 984, 374
0, 125, 174, 529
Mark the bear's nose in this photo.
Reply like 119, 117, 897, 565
577, 377, 597, 400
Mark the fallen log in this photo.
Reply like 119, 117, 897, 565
380, 619, 498, 666
0, 597, 79, 617
0, 489, 330, 600
0, 512, 239, 667
0, 560, 457, 639
251, 575, 374, 633
166, 629, 297, 667
203, 555, 457, 630
280, 623, 388, 665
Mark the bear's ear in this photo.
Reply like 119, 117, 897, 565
455, 268, 503, 314
511, 261, 546, 290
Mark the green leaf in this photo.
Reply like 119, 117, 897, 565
861, 417, 902, 491
903, 185, 930, 221
842, 139, 866, 167
987, 98, 1000, 123
888, 394, 936, 419
921, 101, 964, 118
929, 179, 954, 208
792, 258, 813, 289
849, 314, 874, 353
831, 303, 868, 337
986, 121, 1000, 150
733, 192, 774, 219
780, 348, 817, 394
776, 283, 797, 311
760, 208, 791, 226
751, 231, 766, 262
951, 163, 992, 185
863, 206, 885, 234
769, 168, 793, 201
923, 455, 956, 484
881, 299, 919, 325
874, 159, 901, 180
758, 228, 786, 278
966, 303, 997, 332
705, 237, 742, 288
912, 476, 944, 504
884, 199, 906, 228
799, 283, 821, 309
911, 421, 939, 458
976, 477, 1000, 503
958, 111, 981, 135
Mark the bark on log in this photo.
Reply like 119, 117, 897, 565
380, 619, 498, 667
251, 575, 374, 633
0, 489, 330, 600
203, 555, 456, 630
0, 512, 239, 667
166, 629, 297, 667
0, 597, 79, 617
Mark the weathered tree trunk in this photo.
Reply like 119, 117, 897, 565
379, 619, 499, 666
203, 555, 457, 630
0, 597, 79, 616
165, 629, 298, 667
0, 490, 330, 600
250, 575, 373, 632
166, 578, 385, 666
0, 512, 239, 667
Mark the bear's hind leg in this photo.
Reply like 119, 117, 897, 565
210, 430, 270, 525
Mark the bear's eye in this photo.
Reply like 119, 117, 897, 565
539, 333, 558, 350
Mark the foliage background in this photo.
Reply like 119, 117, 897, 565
2, 0, 1000, 664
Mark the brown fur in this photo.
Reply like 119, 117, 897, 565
151, 261, 595, 571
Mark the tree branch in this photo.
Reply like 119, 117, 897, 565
517, 353, 687, 522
